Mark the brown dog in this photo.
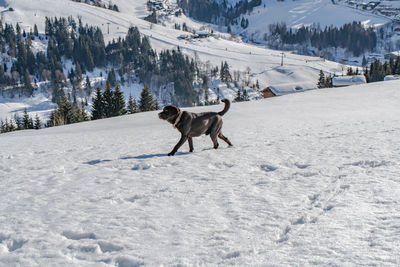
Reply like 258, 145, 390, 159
158, 99, 233, 156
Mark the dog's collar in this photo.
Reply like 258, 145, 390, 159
173, 111, 183, 128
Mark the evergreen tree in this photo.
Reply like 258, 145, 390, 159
112, 84, 126, 116
139, 85, 155, 112
325, 74, 333, 88
362, 55, 368, 67
24, 70, 34, 96
242, 89, 249, 101
49, 97, 74, 126
107, 68, 117, 87
34, 24, 39, 36
234, 88, 242, 102
102, 81, 114, 117
91, 87, 104, 120
34, 114, 41, 129
8, 118, 16, 132
317, 70, 325, 89
23, 109, 30, 129
85, 76, 92, 96
0, 119, 5, 133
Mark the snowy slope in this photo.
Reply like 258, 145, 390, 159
243, 0, 389, 33
1, 0, 374, 121
1, 81, 400, 266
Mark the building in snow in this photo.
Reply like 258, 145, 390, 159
262, 82, 316, 98
384, 75, 400, 81
332, 75, 366, 87
194, 30, 211, 38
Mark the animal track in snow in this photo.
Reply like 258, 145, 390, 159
114, 256, 144, 267
260, 164, 278, 172
223, 251, 241, 259
277, 173, 351, 244
0, 234, 27, 252
62, 231, 97, 240
294, 162, 310, 169
126, 195, 142, 203
98, 241, 123, 253
346, 160, 391, 168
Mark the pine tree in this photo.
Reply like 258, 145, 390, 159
139, 85, 155, 112
0, 119, 5, 133
23, 109, 30, 129
8, 118, 16, 132
242, 89, 249, 101
112, 84, 126, 116
91, 87, 104, 120
34, 114, 41, 129
34, 24, 39, 36
24, 70, 34, 96
107, 68, 116, 87
234, 88, 242, 102
317, 70, 325, 88
85, 76, 92, 96
220, 61, 225, 81
223, 61, 232, 82
325, 74, 333, 88
103, 81, 114, 117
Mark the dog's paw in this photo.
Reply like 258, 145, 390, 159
168, 152, 175, 156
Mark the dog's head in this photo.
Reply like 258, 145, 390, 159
158, 105, 181, 123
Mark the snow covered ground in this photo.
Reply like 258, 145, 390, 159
1, 81, 399, 266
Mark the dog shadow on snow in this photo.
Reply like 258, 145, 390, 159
83, 152, 190, 165
120, 152, 189, 160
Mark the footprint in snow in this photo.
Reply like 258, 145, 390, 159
260, 164, 278, 172
62, 231, 96, 240
295, 162, 310, 169
98, 241, 123, 253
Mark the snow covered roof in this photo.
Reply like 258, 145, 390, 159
384, 75, 400, 81
194, 30, 211, 36
265, 82, 316, 96
332, 75, 366, 87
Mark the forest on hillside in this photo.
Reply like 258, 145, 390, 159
0, 17, 198, 106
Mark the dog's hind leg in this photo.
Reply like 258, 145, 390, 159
218, 133, 233, 146
210, 132, 219, 149
188, 137, 194, 152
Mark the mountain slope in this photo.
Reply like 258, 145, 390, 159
1, 81, 399, 265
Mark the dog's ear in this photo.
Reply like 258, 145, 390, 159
171, 105, 180, 115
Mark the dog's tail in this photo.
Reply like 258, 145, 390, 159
218, 99, 230, 116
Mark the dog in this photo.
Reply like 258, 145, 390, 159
158, 99, 233, 156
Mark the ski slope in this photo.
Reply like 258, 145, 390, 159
1, 81, 399, 266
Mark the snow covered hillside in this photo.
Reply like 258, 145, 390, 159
0, 0, 365, 122
1, 81, 399, 266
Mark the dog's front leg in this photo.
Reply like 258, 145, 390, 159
168, 134, 188, 156
188, 137, 194, 152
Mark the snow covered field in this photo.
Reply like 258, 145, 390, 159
1, 81, 399, 266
